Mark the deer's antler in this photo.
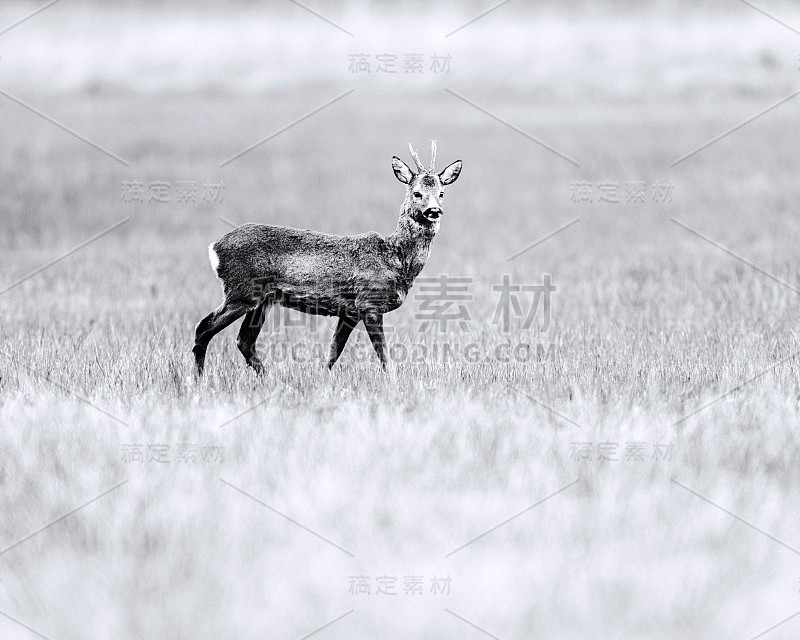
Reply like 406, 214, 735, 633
408, 143, 425, 173
429, 140, 437, 173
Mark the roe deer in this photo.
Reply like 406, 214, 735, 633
193, 141, 462, 375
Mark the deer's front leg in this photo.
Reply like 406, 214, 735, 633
327, 315, 357, 369
364, 314, 387, 371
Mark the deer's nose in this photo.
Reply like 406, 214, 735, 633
425, 207, 442, 219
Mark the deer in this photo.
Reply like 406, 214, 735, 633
192, 141, 462, 376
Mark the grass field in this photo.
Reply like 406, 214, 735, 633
2, 2, 800, 639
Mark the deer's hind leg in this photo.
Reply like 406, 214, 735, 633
193, 296, 255, 376
237, 297, 274, 375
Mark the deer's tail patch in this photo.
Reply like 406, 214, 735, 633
208, 242, 220, 276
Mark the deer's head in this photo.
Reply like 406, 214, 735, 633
392, 141, 462, 226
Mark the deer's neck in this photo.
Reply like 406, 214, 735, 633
388, 204, 437, 289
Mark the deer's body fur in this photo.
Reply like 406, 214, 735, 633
210, 222, 430, 318
193, 142, 462, 375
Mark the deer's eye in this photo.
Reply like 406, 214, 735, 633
439, 193, 444, 198
413, 191, 422, 198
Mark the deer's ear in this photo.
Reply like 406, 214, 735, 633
439, 160, 462, 185
392, 156, 414, 184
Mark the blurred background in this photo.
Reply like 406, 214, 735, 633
0, 0, 793, 95
2, 1, 800, 639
